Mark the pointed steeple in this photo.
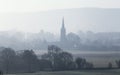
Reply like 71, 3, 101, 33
62, 17, 65, 28
60, 17, 66, 42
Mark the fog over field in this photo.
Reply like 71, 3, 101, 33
0, 0, 120, 74
0, 8, 120, 50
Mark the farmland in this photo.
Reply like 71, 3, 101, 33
6, 69, 120, 75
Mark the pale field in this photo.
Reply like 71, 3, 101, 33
6, 70, 120, 75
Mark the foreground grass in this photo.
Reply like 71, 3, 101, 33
6, 69, 120, 75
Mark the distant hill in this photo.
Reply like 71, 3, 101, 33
0, 8, 120, 33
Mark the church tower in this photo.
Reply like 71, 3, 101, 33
60, 18, 66, 42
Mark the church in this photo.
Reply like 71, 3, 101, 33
59, 18, 80, 49
47, 18, 80, 50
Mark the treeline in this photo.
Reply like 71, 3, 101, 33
0, 45, 93, 74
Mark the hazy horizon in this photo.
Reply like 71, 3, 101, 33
0, 0, 120, 34
0, 0, 120, 13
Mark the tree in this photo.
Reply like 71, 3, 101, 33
47, 45, 62, 70
108, 62, 112, 69
21, 50, 39, 72
41, 45, 75, 71
116, 60, 120, 68
0, 48, 17, 73
75, 57, 87, 69
59, 52, 75, 70
75, 57, 94, 69
67, 32, 81, 49
85, 62, 94, 69
39, 59, 52, 71
0, 70, 3, 75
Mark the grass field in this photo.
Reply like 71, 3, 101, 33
6, 69, 120, 75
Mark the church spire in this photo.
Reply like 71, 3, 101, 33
62, 17, 65, 28
60, 17, 66, 42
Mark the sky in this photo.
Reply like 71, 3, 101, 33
0, 0, 120, 34
0, 0, 120, 13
